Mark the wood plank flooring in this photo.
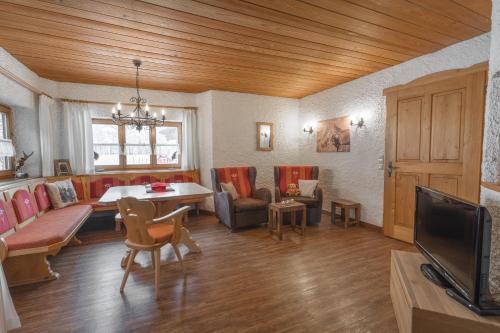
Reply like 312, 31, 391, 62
9, 214, 412, 332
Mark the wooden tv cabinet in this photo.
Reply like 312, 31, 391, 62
390, 250, 500, 333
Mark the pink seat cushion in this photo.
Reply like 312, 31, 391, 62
11, 190, 39, 223
6, 205, 92, 251
0, 200, 18, 234
34, 184, 52, 212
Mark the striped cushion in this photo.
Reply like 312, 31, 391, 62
278, 166, 314, 195
164, 174, 193, 183
71, 178, 85, 200
130, 175, 160, 185
11, 190, 39, 223
216, 167, 252, 198
90, 177, 125, 198
34, 184, 52, 212
0, 199, 18, 234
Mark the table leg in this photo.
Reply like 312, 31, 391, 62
331, 202, 336, 225
301, 207, 306, 235
179, 226, 202, 253
344, 208, 349, 229
291, 210, 296, 231
355, 205, 361, 226
268, 208, 273, 234
277, 212, 283, 241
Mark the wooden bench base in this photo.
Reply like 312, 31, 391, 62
4, 251, 60, 287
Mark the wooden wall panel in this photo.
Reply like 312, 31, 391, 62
430, 90, 464, 161
397, 98, 423, 161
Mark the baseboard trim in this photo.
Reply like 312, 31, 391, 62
322, 210, 382, 232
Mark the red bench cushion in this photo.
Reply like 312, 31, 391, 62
11, 190, 39, 223
164, 174, 193, 183
0, 200, 18, 234
278, 166, 314, 195
216, 167, 252, 198
90, 177, 125, 198
5, 204, 92, 251
34, 184, 52, 212
130, 175, 160, 185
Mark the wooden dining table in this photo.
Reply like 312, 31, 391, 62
98, 182, 213, 256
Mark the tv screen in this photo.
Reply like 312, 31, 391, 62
414, 187, 479, 301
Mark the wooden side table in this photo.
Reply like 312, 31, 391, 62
268, 202, 306, 240
331, 198, 361, 229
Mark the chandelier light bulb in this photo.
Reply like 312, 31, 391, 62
111, 107, 116, 114
145, 103, 150, 112
153, 112, 157, 119
161, 109, 165, 116
117, 102, 122, 111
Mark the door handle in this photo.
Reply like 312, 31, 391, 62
387, 161, 399, 177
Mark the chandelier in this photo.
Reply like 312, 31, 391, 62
111, 59, 165, 131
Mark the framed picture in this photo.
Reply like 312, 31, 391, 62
54, 159, 73, 176
316, 116, 351, 152
256, 122, 273, 151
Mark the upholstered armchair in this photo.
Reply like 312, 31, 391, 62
274, 166, 323, 226
211, 167, 272, 232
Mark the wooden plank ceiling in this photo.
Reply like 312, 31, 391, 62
0, 0, 492, 98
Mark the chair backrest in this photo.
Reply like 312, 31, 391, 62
211, 167, 256, 198
117, 197, 157, 246
117, 197, 187, 246
274, 166, 318, 195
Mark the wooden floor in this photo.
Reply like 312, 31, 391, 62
10, 214, 412, 333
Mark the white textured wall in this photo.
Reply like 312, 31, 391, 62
0, 48, 55, 177
481, 0, 500, 302
212, 91, 300, 197
299, 33, 491, 226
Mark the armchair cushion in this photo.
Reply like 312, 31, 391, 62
234, 198, 268, 212
298, 179, 318, 198
278, 166, 314, 196
220, 182, 239, 200
147, 223, 174, 243
216, 167, 252, 198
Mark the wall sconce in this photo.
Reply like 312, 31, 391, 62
303, 125, 313, 134
350, 117, 365, 129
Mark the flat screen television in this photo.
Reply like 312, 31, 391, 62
414, 186, 500, 315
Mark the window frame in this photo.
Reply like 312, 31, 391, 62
91, 119, 182, 170
0, 105, 14, 178
92, 119, 123, 170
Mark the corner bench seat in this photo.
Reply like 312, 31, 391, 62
6, 205, 92, 253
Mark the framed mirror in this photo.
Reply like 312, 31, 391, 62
256, 122, 273, 151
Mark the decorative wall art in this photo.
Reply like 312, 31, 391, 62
54, 159, 73, 176
316, 116, 351, 152
256, 122, 273, 151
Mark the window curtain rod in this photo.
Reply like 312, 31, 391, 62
60, 99, 197, 111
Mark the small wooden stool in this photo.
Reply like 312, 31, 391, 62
331, 199, 361, 229
268, 202, 306, 240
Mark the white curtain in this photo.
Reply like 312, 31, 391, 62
181, 109, 199, 170
63, 102, 94, 174
0, 263, 21, 332
39, 95, 55, 176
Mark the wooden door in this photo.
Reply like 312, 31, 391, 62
383, 64, 487, 243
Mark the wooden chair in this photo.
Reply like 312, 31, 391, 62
117, 197, 188, 299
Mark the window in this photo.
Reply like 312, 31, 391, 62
0, 106, 13, 176
155, 124, 181, 166
125, 126, 151, 166
91, 119, 182, 170
92, 121, 120, 167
